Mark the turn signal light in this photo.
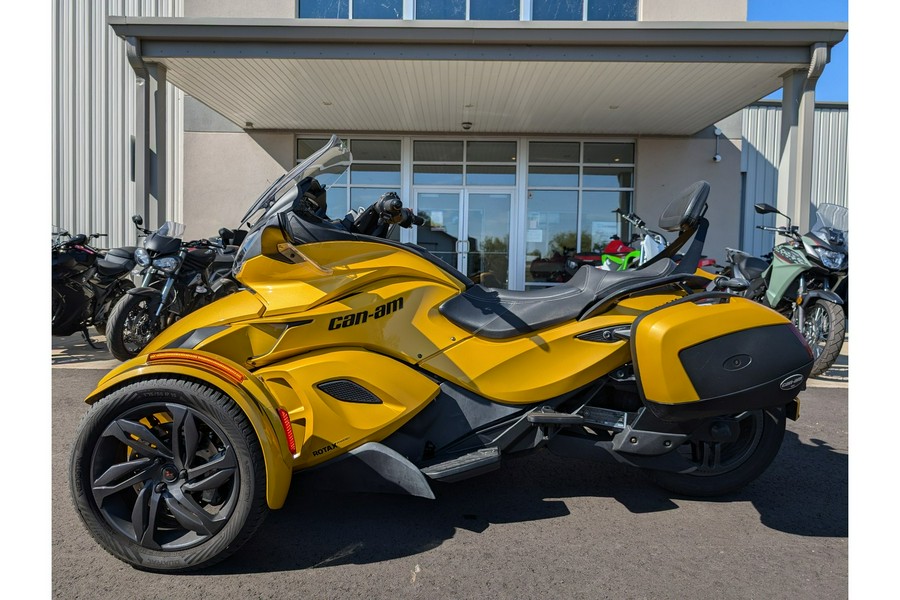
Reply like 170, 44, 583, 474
147, 351, 246, 384
277, 408, 297, 454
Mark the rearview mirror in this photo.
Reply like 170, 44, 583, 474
131, 214, 144, 226
753, 203, 779, 215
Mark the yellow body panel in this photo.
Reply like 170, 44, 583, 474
253, 348, 440, 469
633, 296, 790, 405
85, 352, 295, 510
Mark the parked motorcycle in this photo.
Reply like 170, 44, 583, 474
70, 137, 814, 572
722, 202, 847, 377
104, 216, 239, 361
51, 230, 136, 343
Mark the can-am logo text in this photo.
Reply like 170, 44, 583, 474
779, 373, 804, 391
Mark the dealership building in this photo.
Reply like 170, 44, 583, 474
52, 0, 847, 290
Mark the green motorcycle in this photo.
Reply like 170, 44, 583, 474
723, 202, 848, 377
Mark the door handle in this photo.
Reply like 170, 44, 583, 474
456, 240, 469, 253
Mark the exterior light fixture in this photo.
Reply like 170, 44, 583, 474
461, 122, 473, 130
712, 128, 723, 162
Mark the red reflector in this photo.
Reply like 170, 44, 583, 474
277, 408, 297, 454
147, 351, 246, 384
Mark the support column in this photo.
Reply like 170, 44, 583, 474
777, 43, 829, 231
147, 63, 168, 230
126, 37, 149, 224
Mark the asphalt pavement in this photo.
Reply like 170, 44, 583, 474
50, 334, 848, 599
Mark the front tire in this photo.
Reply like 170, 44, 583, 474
69, 379, 268, 572
106, 294, 160, 361
94, 280, 136, 336
649, 406, 786, 497
795, 300, 845, 377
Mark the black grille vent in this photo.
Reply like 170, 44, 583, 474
318, 380, 382, 404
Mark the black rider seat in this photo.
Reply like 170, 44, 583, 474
736, 255, 769, 281
439, 260, 676, 339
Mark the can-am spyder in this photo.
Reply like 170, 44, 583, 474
70, 137, 814, 572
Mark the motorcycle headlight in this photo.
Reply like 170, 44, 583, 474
814, 247, 846, 269
152, 256, 181, 273
134, 247, 150, 266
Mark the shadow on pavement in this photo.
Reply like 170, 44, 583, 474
201, 428, 847, 576
51, 333, 116, 366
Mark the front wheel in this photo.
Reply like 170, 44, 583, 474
94, 280, 136, 336
648, 406, 786, 497
794, 300, 845, 377
69, 379, 268, 572
106, 294, 160, 361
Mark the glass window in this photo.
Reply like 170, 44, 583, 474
529, 141, 580, 163
470, 0, 519, 20
414, 140, 464, 162
297, 138, 333, 159
350, 139, 401, 161
581, 191, 632, 251
353, 0, 402, 18
526, 190, 578, 283
584, 142, 634, 164
416, 0, 465, 19
299, 0, 349, 18
467, 165, 516, 186
528, 166, 579, 188
587, 0, 638, 21
532, 0, 583, 21
414, 165, 464, 186
350, 164, 401, 186
467, 141, 517, 163
583, 167, 633, 188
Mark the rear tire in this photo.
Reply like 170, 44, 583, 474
649, 406, 786, 497
69, 378, 268, 572
106, 294, 159, 361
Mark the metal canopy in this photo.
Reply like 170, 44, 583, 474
111, 18, 847, 136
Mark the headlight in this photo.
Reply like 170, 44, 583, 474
134, 247, 150, 266
567, 260, 578, 270
152, 256, 181, 273
814, 247, 846, 269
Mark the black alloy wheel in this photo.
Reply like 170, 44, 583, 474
70, 379, 268, 572
106, 294, 159, 361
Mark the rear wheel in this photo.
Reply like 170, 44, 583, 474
106, 294, 159, 361
649, 406, 786, 497
69, 379, 268, 572
794, 299, 845, 377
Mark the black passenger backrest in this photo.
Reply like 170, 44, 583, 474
657, 181, 710, 233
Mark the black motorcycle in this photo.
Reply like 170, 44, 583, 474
105, 215, 239, 361
51, 230, 136, 344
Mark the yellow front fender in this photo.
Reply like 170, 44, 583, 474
85, 351, 294, 510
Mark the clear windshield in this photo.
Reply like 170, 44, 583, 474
811, 203, 848, 234
157, 221, 186, 239
239, 135, 352, 230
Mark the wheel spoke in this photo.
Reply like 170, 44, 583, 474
93, 457, 153, 487
103, 419, 173, 459
186, 449, 236, 480
91, 459, 152, 505
164, 489, 223, 537
182, 467, 235, 493
168, 404, 200, 471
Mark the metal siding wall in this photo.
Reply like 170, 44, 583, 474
52, 0, 183, 251
741, 103, 847, 255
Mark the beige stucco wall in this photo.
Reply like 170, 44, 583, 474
641, 0, 747, 21
182, 131, 295, 240
634, 134, 743, 265
184, 0, 295, 18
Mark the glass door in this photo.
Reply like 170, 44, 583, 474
414, 188, 513, 288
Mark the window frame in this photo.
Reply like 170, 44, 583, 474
297, 0, 640, 21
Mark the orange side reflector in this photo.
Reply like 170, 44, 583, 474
147, 351, 246, 385
277, 408, 297, 454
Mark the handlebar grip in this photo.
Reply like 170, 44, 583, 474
411, 214, 426, 226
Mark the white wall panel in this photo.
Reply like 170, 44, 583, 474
52, 1, 184, 251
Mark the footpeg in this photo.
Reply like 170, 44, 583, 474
527, 406, 584, 425
421, 447, 500, 482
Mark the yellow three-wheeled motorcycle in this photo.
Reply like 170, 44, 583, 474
70, 137, 813, 572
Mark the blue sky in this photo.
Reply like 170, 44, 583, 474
748, 0, 848, 102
